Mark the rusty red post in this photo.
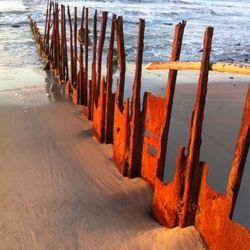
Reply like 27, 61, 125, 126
227, 85, 250, 218
74, 7, 78, 89
44, 1, 49, 50
50, 2, 55, 69
90, 9, 98, 119
67, 6, 74, 87
96, 11, 108, 95
115, 16, 126, 110
157, 21, 186, 180
46, 2, 52, 55
56, 3, 60, 76
60, 4, 65, 82
127, 19, 145, 178
62, 4, 68, 83
104, 14, 116, 143
179, 27, 214, 227
79, 7, 85, 104
84, 7, 89, 106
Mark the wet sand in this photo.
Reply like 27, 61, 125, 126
0, 65, 249, 249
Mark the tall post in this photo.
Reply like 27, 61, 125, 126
90, 9, 98, 119
79, 7, 85, 103
44, 1, 49, 50
96, 12, 108, 95
67, 6, 74, 86
115, 16, 126, 110
179, 27, 214, 227
157, 21, 186, 180
128, 19, 145, 178
104, 14, 116, 143
46, 2, 52, 55
227, 85, 250, 218
84, 7, 89, 106
60, 4, 65, 82
56, 3, 60, 76
74, 7, 78, 88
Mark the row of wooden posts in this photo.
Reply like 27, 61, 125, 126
29, 1, 250, 249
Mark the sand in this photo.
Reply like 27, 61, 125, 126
0, 68, 207, 249
0, 66, 249, 249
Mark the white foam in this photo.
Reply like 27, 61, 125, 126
0, 1, 26, 12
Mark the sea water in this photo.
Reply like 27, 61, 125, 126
0, 0, 249, 67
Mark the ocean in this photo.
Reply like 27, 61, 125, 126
0, 0, 250, 67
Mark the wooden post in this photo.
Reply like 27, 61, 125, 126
56, 3, 60, 76
90, 9, 98, 119
179, 27, 214, 227
84, 7, 89, 106
96, 11, 108, 95
115, 16, 126, 110
157, 21, 186, 180
46, 2, 52, 55
44, 1, 49, 50
79, 7, 85, 104
74, 7, 78, 89
60, 4, 65, 82
104, 14, 116, 143
227, 85, 250, 218
128, 19, 145, 178
67, 6, 74, 87
51, 2, 56, 69
63, 5, 68, 83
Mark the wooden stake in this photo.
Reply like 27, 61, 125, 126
157, 21, 186, 180
179, 27, 214, 227
115, 16, 126, 110
67, 6, 74, 86
104, 14, 116, 143
128, 19, 145, 178
97, 11, 108, 95
227, 85, 250, 218
84, 7, 89, 106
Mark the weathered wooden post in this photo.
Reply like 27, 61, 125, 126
112, 15, 129, 175
60, 4, 65, 82
46, 2, 52, 56
115, 16, 126, 111
127, 19, 145, 178
44, 1, 49, 50
104, 14, 116, 143
56, 3, 60, 76
62, 4, 68, 83
179, 27, 214, 227
67, 6, 74, 93
84, 7, 89, 107
74, 7, 78, 89
79, 7, 85, 104
227, 85, 250, 218
51, 2, 56, 69
89, 9, 98, 120
157, 21, 186, 180
96, 12, 108, 95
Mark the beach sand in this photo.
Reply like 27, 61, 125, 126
0, 65, 249, 249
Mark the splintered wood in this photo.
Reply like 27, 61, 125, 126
29, 2, 250, 249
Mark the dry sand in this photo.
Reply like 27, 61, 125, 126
0, 66, 249, 249
0, 68, 207, 249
